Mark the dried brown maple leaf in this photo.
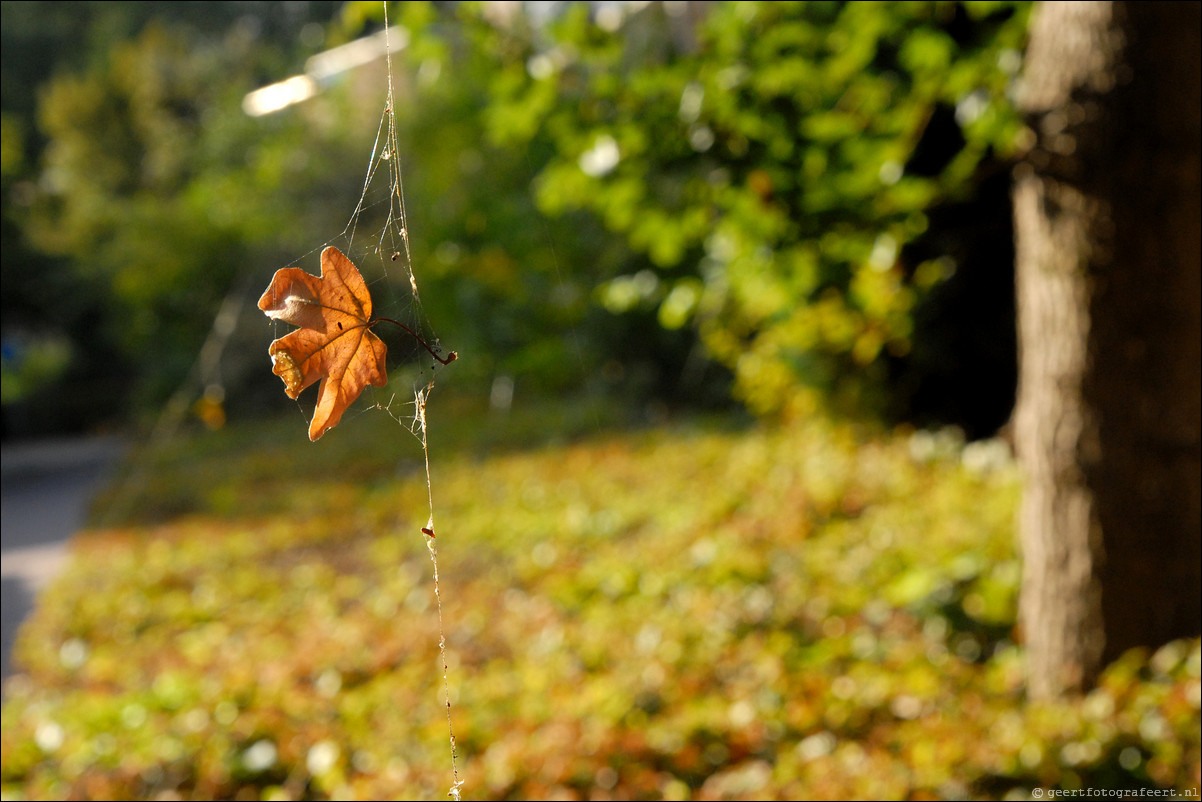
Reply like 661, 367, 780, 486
259, 246, 388, 441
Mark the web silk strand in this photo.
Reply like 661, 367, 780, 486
382, 6, 463, 799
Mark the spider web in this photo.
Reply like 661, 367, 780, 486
377, 14, 462, 798
284, 12, 464, 798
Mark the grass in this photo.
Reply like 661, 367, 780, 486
1, 394, 1198, 800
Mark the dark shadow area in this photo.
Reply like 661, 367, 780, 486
891, 167, 1019, 440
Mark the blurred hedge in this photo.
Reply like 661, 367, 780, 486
9, 1, 1031, 434
397, 0, 1030, 420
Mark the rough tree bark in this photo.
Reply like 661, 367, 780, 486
1013, 1, 1201, 699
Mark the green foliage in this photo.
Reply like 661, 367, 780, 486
9, 0, 1029, 430
333, 1, 712, 401
0, 331, 71, 405
26, 25, 248, 405
458, 0, 1030, 415
2, 403, 1197, 800
20, 17, 367, 414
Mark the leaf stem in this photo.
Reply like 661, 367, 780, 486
370, 317, 458, 365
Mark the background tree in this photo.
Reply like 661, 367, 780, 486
1013, 0, 1201, 698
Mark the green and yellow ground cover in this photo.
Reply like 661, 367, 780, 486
2, 397, 1198, 800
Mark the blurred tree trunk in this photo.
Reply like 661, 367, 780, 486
1013, 1, 1201, 699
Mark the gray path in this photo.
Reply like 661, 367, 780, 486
1, 436, 125, 682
